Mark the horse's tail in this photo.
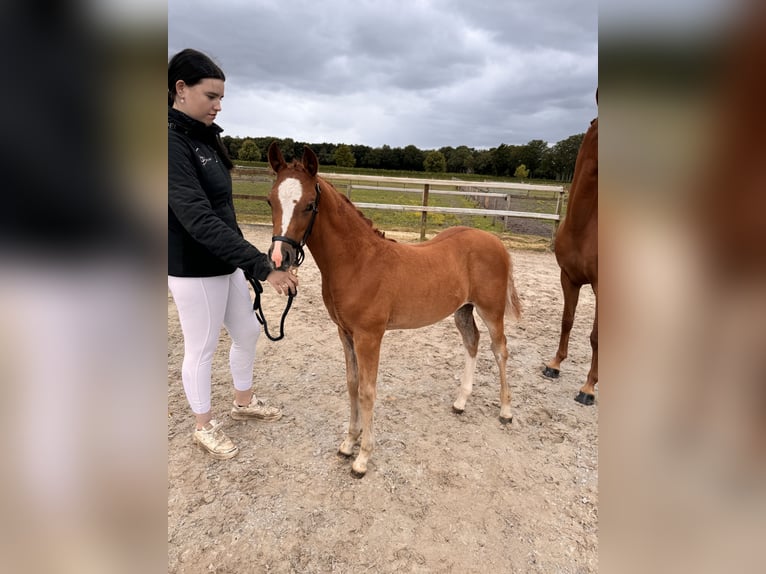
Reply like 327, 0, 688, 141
506, 260, 522, 321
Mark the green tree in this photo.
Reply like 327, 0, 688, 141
518, 139, 548, 177
423, 151, 446, 173
401, 145, 425, 171
359, 147, 381, 168
447, 145, 474, 173
473, 149, 494, 175
222, 136, 242, 160
514, 164, 530, 180
378, 145, 397, 170
334, 144, 357, 168
311, 142, 336, 166
271, 137, 296, 161
238, 139, 261, 161
492, 144, 514, 176
544, 133, 584, 181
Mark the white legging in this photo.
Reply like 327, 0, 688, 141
168, 269, 260, 414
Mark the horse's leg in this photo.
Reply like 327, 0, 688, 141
337, 328, 362, 456
543, 270, 581, 378
452, 304, 479, 415
475, 305, 512, 423
575, 282, 598, 405
350, 330, 384, 477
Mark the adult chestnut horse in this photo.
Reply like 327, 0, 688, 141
543, 99, 598, 405
266, 142, 521, 476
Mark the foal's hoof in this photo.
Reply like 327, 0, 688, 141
452, 405, 465, 415
338, 438, 357, 457
499, 415, 513, 425
350, 461, 367, 478
575, 391, 595, 406
542, 366, 560, 379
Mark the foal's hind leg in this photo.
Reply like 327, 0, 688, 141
543, 271, 581, 378
337, 329, 362, 456
475, 305, 512, 423
452, 304, 479, 414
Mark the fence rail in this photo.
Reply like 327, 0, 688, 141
351, 203, 562, 220
349, 184, 533, 199
232, 166, 567, 241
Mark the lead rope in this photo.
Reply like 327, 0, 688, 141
248, 276, 294, 342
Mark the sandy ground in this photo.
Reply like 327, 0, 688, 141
168, 224, 597, 573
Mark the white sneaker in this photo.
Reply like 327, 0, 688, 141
230, 397, 283, 422
192, 419, 238, 460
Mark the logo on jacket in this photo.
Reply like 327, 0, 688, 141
194, 146, 213, 166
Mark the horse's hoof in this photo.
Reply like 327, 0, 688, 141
452, 406, 464, 415
575, 391, 595, 406
542, 366, 560, 379
499, 415, 513, 425
337, 449, 353, 458
350, 468, 366, 479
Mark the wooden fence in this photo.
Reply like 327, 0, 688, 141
232, 166, 566, 241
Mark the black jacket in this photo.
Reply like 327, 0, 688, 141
168, 108, 271, 280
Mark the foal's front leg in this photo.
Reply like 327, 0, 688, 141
337, 329, 361, 456
349, 331, 383, 477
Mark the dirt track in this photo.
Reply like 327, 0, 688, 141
168, 224, 597, 573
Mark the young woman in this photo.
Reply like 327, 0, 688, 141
168, 48, 298, 459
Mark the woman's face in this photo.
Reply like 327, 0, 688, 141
174, 78, 225, 126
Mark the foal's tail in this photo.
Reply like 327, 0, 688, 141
506, 260, 522, 321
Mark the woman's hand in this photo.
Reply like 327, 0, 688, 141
266, 269, 299, 296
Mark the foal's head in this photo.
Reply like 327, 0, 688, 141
266, 142, 321, 271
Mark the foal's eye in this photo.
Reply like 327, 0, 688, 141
305, 202, 315, 212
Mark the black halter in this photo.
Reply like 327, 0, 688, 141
270, 182, 321, 267
248, 181, 321, 342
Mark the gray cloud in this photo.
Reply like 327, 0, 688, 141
169, 0, 598, 149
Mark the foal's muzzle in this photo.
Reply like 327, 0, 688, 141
269, 235, 305, 271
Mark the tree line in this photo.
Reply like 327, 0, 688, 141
222, 133, 585, 182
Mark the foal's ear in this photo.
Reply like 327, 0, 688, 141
302, 145, 318, 176
267, 141, 286, 173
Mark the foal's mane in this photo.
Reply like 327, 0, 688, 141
315, 172, 395, 243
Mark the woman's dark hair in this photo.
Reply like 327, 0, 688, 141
168, 48, 233, 169
168, 48, 226, 106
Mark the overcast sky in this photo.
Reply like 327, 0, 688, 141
168, 0, 598, 150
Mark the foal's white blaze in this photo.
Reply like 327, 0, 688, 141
271, 178, 303, 267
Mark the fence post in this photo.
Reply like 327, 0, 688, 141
419, 183, 430, 241
346, 181, 352, 199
